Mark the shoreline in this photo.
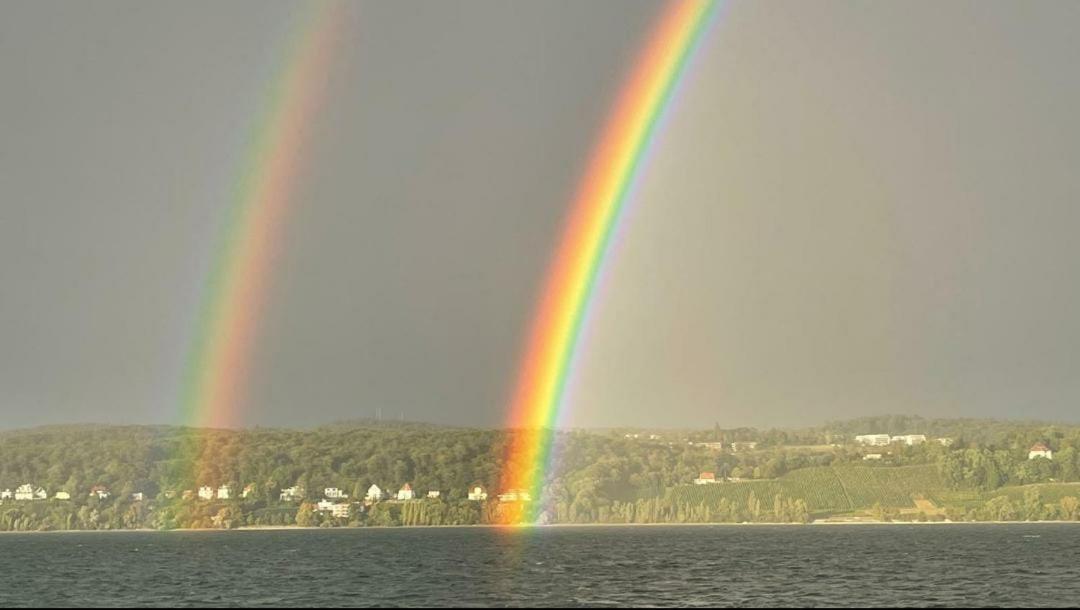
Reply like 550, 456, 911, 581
1, 520, 1078, 535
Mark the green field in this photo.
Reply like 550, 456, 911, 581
670, 465, 947, 513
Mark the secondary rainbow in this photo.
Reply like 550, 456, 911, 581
179, 3, 343, 432
501, 0, 719, 517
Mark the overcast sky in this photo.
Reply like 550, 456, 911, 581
2, 1, 1079, 430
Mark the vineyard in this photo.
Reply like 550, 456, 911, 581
669, 465, 947, 515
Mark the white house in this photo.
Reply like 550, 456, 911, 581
699, 442, 724, 452
694, 472, 720, 485
863, 454, 884, 461
89, 485, 111, 500
0, 489, 11, 500
198, 486, 215, 501
891, 435, 927, 446
426, 491, 441, 499
468, 486, 488, 502
397, 484, 415, 501
317, 500, 352, 519
856, 434, 892, 447
217, 485, 232, 500
131, 492, 146, 502
1029, 443, 1053, 461
15, 484, 46, 501
54, 491, 71, 500
365, 484, 385, 502
731, 441, 758, 452
280, 486, 304, 502
324, 487, 348, 499
498, 489, 532, 503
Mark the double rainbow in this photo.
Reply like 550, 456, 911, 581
501, 0, 719, 519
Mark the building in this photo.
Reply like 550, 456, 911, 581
891, 435, 927, 446
15, 485, 46, 501
855, 434, 892, 447
698, 442, 724, 452
280, 486, 304, 502
731, 442, 758, 452
315, 500, 353, 519
216, 485, 232, 500
397, 484, 415, 501
54, 491, 71, 500
324, 487, 348, 499
89, 485, 111, 500
1029, 443, 1053, 461
862, 454, 883, 461
498, 489, 532, 503
242, 484, 256, 499
365, 484, 385, 502
426, 491, 441, 499
694, 472, 720, 485
468, 486, 488, 502
198, 486, 215, 501
0, 489, 11, 500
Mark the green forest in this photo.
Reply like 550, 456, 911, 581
0, 415, 1078, 531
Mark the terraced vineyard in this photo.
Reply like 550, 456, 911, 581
670, 465, 947, 514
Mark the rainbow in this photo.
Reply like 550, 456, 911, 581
501, 0, 719, 520
180, 3, 343, 434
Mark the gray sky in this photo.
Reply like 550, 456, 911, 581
2, 1, 1079, 430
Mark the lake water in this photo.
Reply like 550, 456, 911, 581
0, 524, 1076, 607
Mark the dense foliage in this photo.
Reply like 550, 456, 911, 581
0, 416, 1077, 531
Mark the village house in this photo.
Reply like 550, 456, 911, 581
280, 486, 304, 502
324, 487, 348, 499
694, 472, 721, 485
731, 441, 758, 452
863, 454, 884, 461
698, 442, 724, 452
0, 489, 11, 500
217, 485, 232, 500
198, 486, 215, 501
89, 485, 111, 500
15, 484, 47, 501
317, 500, 352, 519
426, 491, 441, 499
1029, 443, 1053, 460
397, 484, 415, 501
365, 484, 385, 502
54, 491, 71, 500
242, 484, 256, 499
856, 434, 892, 447
498, 489, 532, 503
131, 492, 145, 502
468, 486, 488, 501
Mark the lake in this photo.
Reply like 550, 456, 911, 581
0, 524, 1077, 607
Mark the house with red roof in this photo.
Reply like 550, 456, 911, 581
1029, 443, 1053, 460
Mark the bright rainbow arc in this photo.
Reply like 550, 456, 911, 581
180, 3, 343, 435
501, 0, 719, 518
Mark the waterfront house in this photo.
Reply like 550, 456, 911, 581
1029, 443, 1053, 460
217, 485, 232, 500
468, 486, 488, 501
317, 500, 352, 519
397, 484, 415, 501
366, 484, 385, 502
498, 489, 532, 503
280, 486, 304, 502
198, 486, 215, 501
694, 472, 720, 485
15, 484, 46, 501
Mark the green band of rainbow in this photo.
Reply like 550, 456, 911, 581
501, 0, 720, 520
